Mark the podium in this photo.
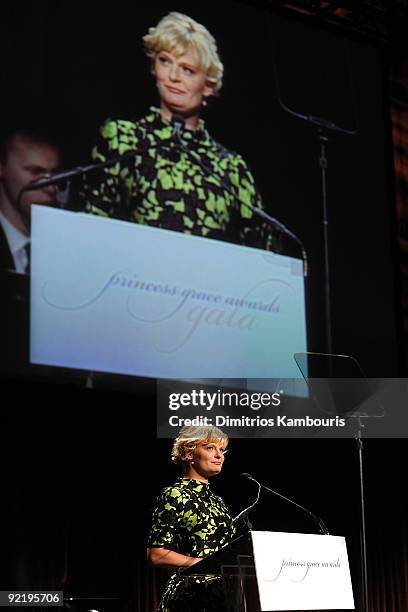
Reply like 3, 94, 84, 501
180, 530, 355, 611
180, 532, 258, 612
30, 206, 307, 381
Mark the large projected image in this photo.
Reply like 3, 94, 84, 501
2, 4, 407, 610
0, 1, 400, 393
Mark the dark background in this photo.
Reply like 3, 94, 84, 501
2, 400, 407, 610
1, 1, 406, 611
2, 0, 402, 376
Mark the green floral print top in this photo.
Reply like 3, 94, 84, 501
82, 107, 275, 250
147, 478, 236, 611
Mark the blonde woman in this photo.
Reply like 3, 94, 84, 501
147, 425, 235, 611
83, 12, 274, 250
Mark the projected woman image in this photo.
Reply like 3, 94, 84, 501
82, 12, 276, 251
147, 425, 235, 612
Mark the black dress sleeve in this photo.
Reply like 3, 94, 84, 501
80, 118, 141, 220
147, 486, 184, 550
227, 153, 278, 252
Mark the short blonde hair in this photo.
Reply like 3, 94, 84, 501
143, 12, 224, 93
171, 425, 229, 466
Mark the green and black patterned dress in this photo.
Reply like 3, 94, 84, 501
82, 107, 275, 250
147, 477, 236, 612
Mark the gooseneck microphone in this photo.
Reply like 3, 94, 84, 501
19, 148, 144, 193
16, 137, 173, 212
22, 167, 95, 191
16, 147, 142, 214
18, 125, 185, 196
23, 113, 185, 194
170, 113, 308, 275
240, 472, 330, 535
232, 473, 261, 527
21, 114, 185, 194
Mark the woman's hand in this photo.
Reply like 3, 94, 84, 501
147, 547, 202, 569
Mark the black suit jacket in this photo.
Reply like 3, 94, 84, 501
0, 223, 30, 372
0, 222, 15, 272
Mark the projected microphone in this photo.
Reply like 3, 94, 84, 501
22, 167, 91, 191
171, 113, 186, 140
170, 116, 308, 275
19, 130, 181, 196
241, 472, 330, 535
16, 138, 172, 211
19, 146, 143, 193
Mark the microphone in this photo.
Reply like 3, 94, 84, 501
17, 138, 171, 207
20, 146, 144, 193
241, 473, 330, 535
170, 120, 308, 275
23, 167, 90, 191
171, 113, 186, 140
232, 473, 261, 528
16, 140, 167, 212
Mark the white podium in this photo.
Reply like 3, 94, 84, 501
183, 530, 355, 611
30, 207, 307, 381
251, 531, 355, 611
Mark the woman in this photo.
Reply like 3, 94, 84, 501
147, 425, 236, 612
82, 12, 275, 250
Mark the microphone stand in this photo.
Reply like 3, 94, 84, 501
243, 473, 330, 536
356, 424, 369, 612
299, 353, 372, 612
275, 97, 357, 362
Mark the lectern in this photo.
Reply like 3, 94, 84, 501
181, 530, 355, 611
180, 532, 258, 612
